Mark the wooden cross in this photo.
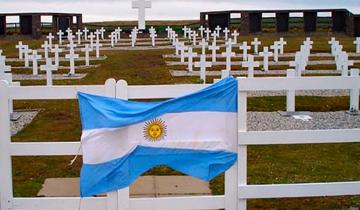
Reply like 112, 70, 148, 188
100, 27, 106, 40
242, 54, 260, 78
239, 41, 251, 61
179, 43, 188, 63
192, 31, 198, 46
94, 40, 102, 58
223, 27, 230, 41
251, 38, 261, 54
182, 26, 188, 38
278, 37, 287, 54
51, 44, 63, 67
231, 30, 239, 45
215, 26, 222, 37
259, 46, 273, 72
205, 28, 211, 41
15, 41, 25, 60
184, 47, 197, 72
88, 33, 96, 49
208, 41, 220, 63
116, 27, 122, 40
198, 26, 205, 38
83, 27, 89, 41
46, 33, 54, 49
199, 39, 208, 55
65, 49, 79, 75
129, 31, 137, 48
270, 42, 281, 62
354, 37, 360, 54
0, 56, 11, 79
222, 39, 236, 71
23, 46, 32, 68
109, 32, 115, 48
76, 30, 83, 45
194, 54, 212, 83
31, 50, 42, 75
149, 30, 157, 47
165, 26, 172, 38
40, 58, 58, 86
57, 30, 64, 45
211, 31, 217, 45
94, 30, 101, 43
81, 44, 93, 66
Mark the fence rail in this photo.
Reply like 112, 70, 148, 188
1, 76, 360, 210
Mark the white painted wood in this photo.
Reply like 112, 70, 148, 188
238, 182, 360, 199
286, 69, 296, 112
237, 76, 360, 91
10, 142, 81, 156
107, 192, 118, 210
350, 69, 359, 111
0, 80, 13, 210
238, 129, 360, 145
237, 90, 248, 210
12, 197, 107, 210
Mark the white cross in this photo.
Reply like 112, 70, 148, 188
289, 52, 307, 75
179, 43, 188, 63
328, 37, 337, 46
194, 54, 212, 83
94, 40, 102, 58
132, 0, 152, 29
330, 41, 340, 56
0, 56, 11, 79
57, 30, 64, 45
68, 34, 75, 45
100, 27, 106, 40
232, 30, 239, 45
239, 42, 251, 61
340, 52, 354, 76
251, 38, 261, 54
270, 42, 281, 62
116, 27, 122, 40
259, 47, 273, 72
186, 29, 193, 40
23, 46, 32, 68
223, 28, 230, 41
40, 58, 58, 86
278, 38, 287, 54
174, 40, 181, 55
182, 26, 188, 38
76, 30, 83, 45
83, 27, 89, 41
165, 26, 172, 39
199, 39, 208, 55
242, 54, 260, 78
66, 28, 72, 36
51, 44, 63, 67
198, 26, 205, 38
31, 50, 42, 75
150, 30, 157, 47
304, 37, 313, 46
15, 41, 25, 60
113, 30, 119, 44
192, 32, 198, 46
208, 41, 220, 63
171, 32, 178, 46
354, 37, 360, 54
67, 42, 77, 53
65, 49, 79, 75
205, 28, 211, 41
81, 44, 93, 66
109, 32, 115, 48
130, 31, 137, 47
47, 33, 54, 49
88, 33, 95, 49
211, 31, 217, 45
222, 39, 235, 71
184, 47, 197, 72
215, 26, 221, 37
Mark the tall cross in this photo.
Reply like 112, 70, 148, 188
40, 58, 58, 86
198, 26, 205, 38
231, 30, 239, 45
81, 44, 93, 66
215, 26, 221, 37
23, 46, 32, 68
278, 38, 287, 54
83, 27, 89, 41
192, 32, 198, 46
194, 54, 212, 83
211, 31, 217, 45
182, 26, 188, 38
57, 30, 64, 45
31, 50, 42, 75
15, 41, 25, 60
223, 28, 230, 41
132, 0, 152, 30
251, 38, 261, 54
270, 42, 281, 62
354, 37, 360, 54
221, 39, 235, 71
100, 27, 106, 40
94, 30, 101, 44
242, 54, 260, 78
51, 44, 63, 67
239, 41, 251, 61
208, 41, 220, 63
76, 30, 83, 45
65, 49, 79, 75
47, 33, 54, 49
199, 39, 208, 55
205, 28, 211, 41
94, 40, 102, 58
88, 32, 95, 49
259, 46, 273, 72
184, 47, 197, 72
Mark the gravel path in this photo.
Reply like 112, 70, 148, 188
248, 112, 360, 131
13, 73, 87, 81
11, 111, 39, 136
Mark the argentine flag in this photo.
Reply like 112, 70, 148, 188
78, 77, 238, 197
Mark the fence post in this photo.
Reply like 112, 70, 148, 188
350, 69, 359, 112
287, 69, 296, 113
237, 78, 248, 210
0, 80, 13, 210
115, 80, 130, 210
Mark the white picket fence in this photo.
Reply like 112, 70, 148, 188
1, 76, 360, 210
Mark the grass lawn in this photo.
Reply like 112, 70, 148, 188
0, 33, 359, 210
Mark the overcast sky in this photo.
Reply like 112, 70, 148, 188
2, 0, 360, 22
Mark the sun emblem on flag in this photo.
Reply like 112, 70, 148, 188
143, 118, 167, 142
